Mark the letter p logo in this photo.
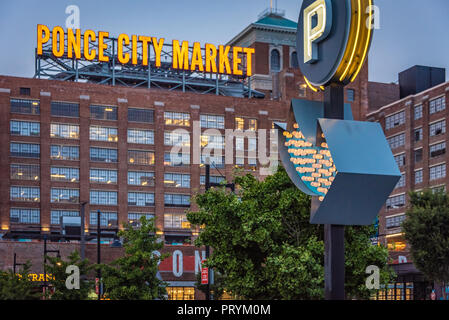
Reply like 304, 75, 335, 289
303, 0, 332, 64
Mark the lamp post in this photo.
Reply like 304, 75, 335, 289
80, 201, 88, 261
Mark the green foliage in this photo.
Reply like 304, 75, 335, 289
100, 216, 169, 300
195, 271, 228, 300
0, 261, 40, 300
403, 189, 449, 283
187, 167, 394, 300
45, 250, 93, 300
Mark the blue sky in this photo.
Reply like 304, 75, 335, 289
0, 0, 448, 83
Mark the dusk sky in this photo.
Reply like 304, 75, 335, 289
0, 0, 447, 83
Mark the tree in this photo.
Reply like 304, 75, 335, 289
0, 261, 40, 300
45, 250, 93, 300
100, 216, 169, 300
187, 167, 394, 300
402, 189, 449, 299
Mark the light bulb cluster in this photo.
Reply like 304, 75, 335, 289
283, 123, 337, 201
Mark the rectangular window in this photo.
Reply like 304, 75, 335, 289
164, 131, 190, 147
430, 142, 446, 158
200, 134, 224, 149
430, 164, 446, 181
414, 128, 423, 142
10, 186, 40, 202
10, 142, 40, 158
414, 149, 423, 163
386, 215, 406, 229
164, 213, 191, 229
387, 133, 405, 150
128, 171, 154, 186
385, 111, 405, 130
51, 188, 79, 203
10, 99, 40, 115
394, 154, 406, 167
10, 164, 40, 181
166, 287, 195, 300
248, 119, 257, 131
127, 192, 154, 207
164, 194, 190, 207
164, 173, 190, 188
386, 194, 405, 210
90, 169, 118, 184
248, 157, 257, 166
200, 114, 224, 129
128, 150, 154, 165
236, 137, 244, 151
164, 152, 190, 166
10, 120, 40, 136
347, 89, 355, 102
90, 211, 118, 227
414, 105, 423, 120
128, 213, 155, 223
429, 96, 446, 114
235, 117, 244, 130
10, 208, 40, 224
90, 190, 117, 205
128, 129, 154, 145
200, 175, 225, 185
429, 120, 446, 136
50, 123, 80, 139
415, 169, 423, 184
50, 210, 79, 225
164, 112, 190, 126
432, 185, 446, 194
51, 145, 79, 160
51, 167, 79, 182
200, 155, 224, 168
90, 105, 117, 120
128, 108, 154, 123
90, 126, 118, 142
19, 87, 31, 96
51, 102, 79, 118
90, 147, 118, 163
395, 173, 406, 189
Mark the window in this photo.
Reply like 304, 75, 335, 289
10, 186, 40, 202
164, 112, 190, 126
50, 210, 79, 225
200, 114, 224, 129
128, 108, 154, 123
429, 120, 446, 136
385, 111, 405, 130
236, 137, 244, 151
430, 142, 446, 158
10, 142, 40, 158
164, 213, 190, 229
395, 173, 405, 189
51, 167, 79, 182
90, 105, 117, 120
10, 120, 40, 136
200, 155, 224, 168
430, 164, 446, 181
51, 188, 79, 203
347, 89, 355, 102
415, 169, 423, 184
270, 49, 280, 72
128, 213, 154, 223
10, 164, 39, 181
51, 145, 79, 160
165, 131, 190, 146
291, 51, 299, 68
128, 150, 155, 165
90, 211, 118, 227
248, 157, 258, 166
200, 134, 224, 149
429, 96, 446, 114
387, 133, 405, 149
90, 126, 118, 142
90, 147, 118, 163
128, 129, 154, 145
200, 175, 225, 185
19, 87, 31, 96
90, 169, 118, 184
128, 192, 154, 206
50, 123, 79, 139
248, 119, 257, 131
386, 194, 405, 210
164, 152, 190, 166
386, 215, 406, 229
235, 117, 244, 130
164, 173, 190, 188
414, 149, 423, 163
166, 287, 195, 300
164, 194, 190, 207
11, 99, 40, 115
394, 154, 406, 167
90, 190, 117, 205
10, 208, 40, 224
236, 157, 244, 166
414, 128, 423, 142
432, 185, 446, 194
414, 105, 423, 120
128, 171, 154, 186
248, 137, 257, 151
51, 102, 79, 117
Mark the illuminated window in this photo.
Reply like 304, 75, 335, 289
10, 142, 40, 158
200, 114, 224, 129
128, 129, 154, 144
164, 194, 190, 207
10, 164, 40, 181
128, 108, 154, 123
386, 194, 405, 210
128, 150, 155, 165
164, 214, 191, 229
415, 169, 423, 184
10, 120, 40, 136
270, 49, 281, 72
387, 234, 407, 252
128, 192, 154, 207
10, 186, 40, 202
164, 112, 190, 126
51, 210, 79, 225
235, 117, 244, 130
385, 111, 405, 130
51, 102, 79, 118
11, 99, 40, 115
248, 119, 257, 131
201, 134, 224, 149
394, 154, 405, 167
90, 211, 117, 227
430, 142, 446, 158
90, 105, 117, 121
51, 167, 79, 182
414, 105, 423, 120
166, 287, 195, 300
429, 120, 446, 136
90, 190, 117, 205
51, 145, 79, 160
164, 173, 190, 188
90, 147, 118, 163
128, 171, 154, 186
90, 169, 118, 184
429, 96, 446, 114
164, 152, 190, 166
90, 126, 118, 142
430, 163, 446, 181
51, 188, 79, 203
50, 123, 79, 139
10, 208, 40, 224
